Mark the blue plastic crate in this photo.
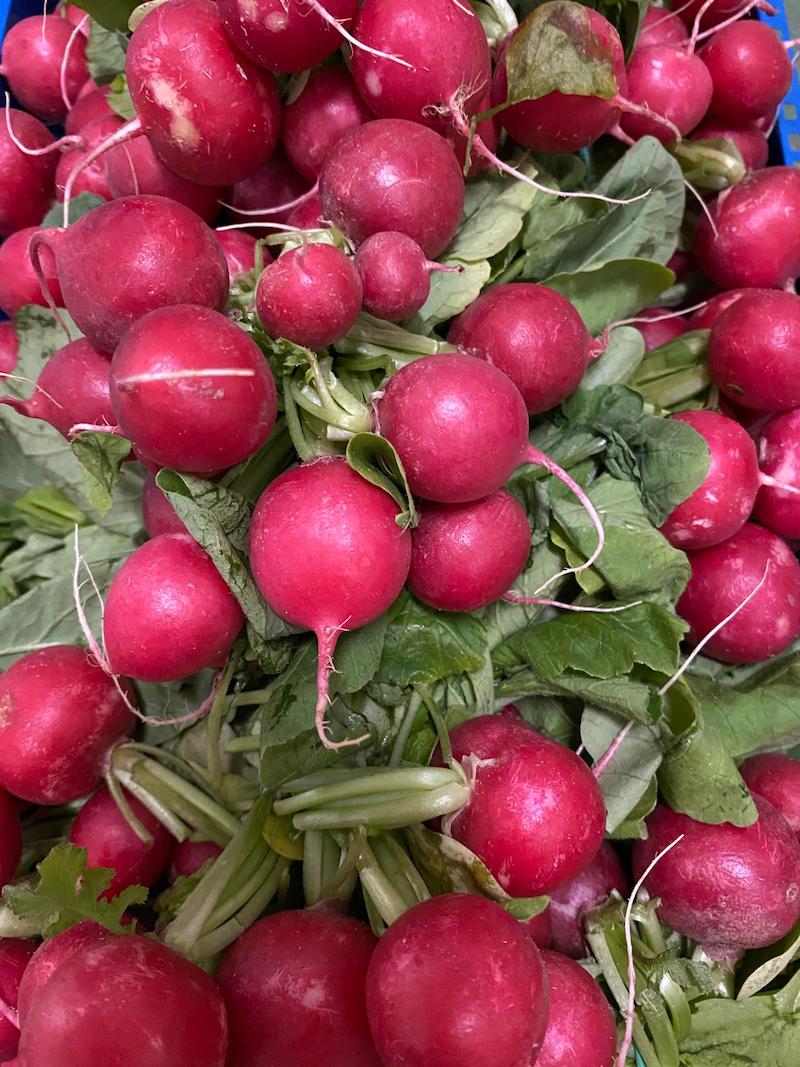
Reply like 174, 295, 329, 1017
759, 1, 800, 167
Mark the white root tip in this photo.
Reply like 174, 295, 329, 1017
59, 14, 89, 112
303, 0, 413, 68
219, 180, 319, 217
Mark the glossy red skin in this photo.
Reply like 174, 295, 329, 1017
408, 491, 531, 612
659, 410, 759, 550
288, 193, 325, 230
755, 410, 800, 538
0, 324, 18, 375
55, 114, 122, 201
701, 22, 792, 125
741, 753, 800, 836
694, 168, 800, 290
692, 119, 769, 171
17, 922, 111, 1026
256, 244, 363, 348
70, 787, 175, 897
637, 309, 689, 351
319, 119, 464, 259
621, 44, 712, 142
65, 84, 113, 136
225, 148, 310, 230
351, 0, 490, 131
448, 283, 591, 414
1, 16, 88, 123
219, 0, 358, 74
110, 304, 276, 472
366, 894, 549, 1067
17, 934, 228, 1067
672, 0, 752, 31
214, 230, 257, 279
689, 289, 748, 330
127, 0, 281, 186
0, 111, 57, 238
676, 523, 800, 663
0, 790, 22, 892
44, 195, 229, 354
249, 457, 411, 634
169, 838, 223, 882
436, 716, 606, 896
524, 908, 552, 950
0, 940, 36, 1062
709, 290, 800, 411
141, 472, 186, 538
536, 951, 617, 1067
633, 798, 800, 950
355, 232, 433, 321
549, 842, 630, 958
636, 6, 686, 48
0, 646, 135, 805
219, 910, 379, 1067
378, 353, 529, 503
283, 67, 371, 182
0, 228, 63, 317
104, 136, 222, 223
104, 533, 244, 682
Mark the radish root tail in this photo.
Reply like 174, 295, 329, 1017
315, 625, 370, 750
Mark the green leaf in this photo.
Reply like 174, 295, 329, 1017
543, 259, 675, 334
71, 0, 140, 32
10, 307, 81, 394
42, 193, 105, 228
406, 261, 491, 335
670, 137, 746, 193
86, 22, 128, 84
107, 72, 137, 120
481, 540, 568, 650
10, 486, 88, 538
496, 667, 661, 724
514, 695, 582, 747
70, 432, 132, 516
738, 918, 800, 1000
345, 433, 417, 527
581, 326, 645, 388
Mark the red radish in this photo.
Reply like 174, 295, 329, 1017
319, 119, 464, 259
688, 288, 747, 329
0, 228, 62, 317
536, 951, 617, 1067
0, 15, 88, 123
408, 491, 531, 612
141, 472, 186, 538
659, 410, 759, 550
32, 196, 229, 354
632, 798, 800, 951
701, 21, 793, 124
525, 908, 553, 950
636, 6, 687, 48
218, 0, 358, 74
17, 934, 228, 1067
110, 304, 276, 473
0, 790, 22, 891
65, 83, 113, 136
219, 910, 379, 1067
104, 533, 245, 683
69, 786, 175, 897
549, 841, 630, 959
447, 284, 593, 414
620, 44, 713, 142
214, 230, 257, 279
225, 149, 311, 230
709, 290, 800, 411
355, 231, 451, 322
740, 753, 800, 836
255, 244, 363, 348
500, 703, 523, 719
676, 522, 800, 663
351, 0, 491, 131
126, 0, 281, 186
0, 324, 18, 375
755, 410, 800, 538
169, 838, 223, 882
0, 110, 57, 238
692, 118, 769, 171
436, 716, 606, 896
636, 307, 690, 351
289, 193, 325, 231
672, 0, 754, 32
283, 67, 372, 182
56, 114, 122, 202
57, 2, 90, 31
16, 922, 111, 1027
0, 646, 135, 805
667, 249, 694, 280
694, 168, 800, 290
366, 893, 550, 1067
249, 457, 411, 748
0, 939, 36, 1062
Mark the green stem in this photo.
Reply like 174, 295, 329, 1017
302, 829, 324, 907
275, 767, 459, 814
291, 379, 371, 433
637, 366, 712, 408
226, 734, 261, 752
224, 419, 293, 501
388, 692, 424, 768
490, 255, 525, 287
291, 782, 470, 831
318, 831, 363, 901
192, 857, 289, 960
112, 764, 190, 842
206, 658, 238, 792
203, 852, 279, 933
283, 377, 316, 461
105, 770, 152, 845
370, 835, 430, 908
357, 842, 410, 929
417, 685, 453, 765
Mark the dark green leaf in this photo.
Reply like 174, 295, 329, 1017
71, 432, 132, 516
496, 667, 661, 723
543, 259, 675, 334
86, 21, 128, 84
345, 433, 417, 527
71, 0, 140, 33
42, 193, 105, 228
107, 72, 137, 120
10, 487, 88, 538
581, 706, 663, 833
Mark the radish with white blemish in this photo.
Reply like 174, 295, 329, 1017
754, 409, 800, 538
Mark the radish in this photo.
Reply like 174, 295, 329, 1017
694, 168, 800, 290
249, 457, 411, 748
218, 0, 359, 74
0, 15, 88, 123
225, 149, 311, 230
701, 20, 793, 124
319, 119, 464, 259
141, 472, 186, 538
289, 193, 325, 231
0, 324, 18, 375
65, 83, 113, 136
407, 491, 531, 612
104, 136, 223, 224
366, 893, 550, 1067
692, 117, 769, 170
549, 841, 630, 959
110, 304, 277, 473
0, 227, 62, 317
525, 909, 553, 950
447, 284, 593, 414
0, 110, 58, 238
0, 790, 22, 891
0, 939, 36, 1062
676, 522, 800, 663
620, 43, 713, 142
636, 6, 687, 48
103, 533, 245, 683
0, 646, 135, 805
57, 2, 90, 32
214, 230, 257, 279
536, 950, 617, 1067
55, 114, 122, 202
636, 307, 690, 351
667, 249, 695, 280
255, 244, 363, 348
283, 67, 372, 182
17, 934, 228, 1067
31, 196, 230, 354
435, 716, 606, 896
659, 410, 759, 550
688, 288, 747, 329
754, 410, 800, 538
740, 753, 800, 837
169, 839, 223, 882
632, 797, 800, 951
218, 910, 380, 1067
16, 922, 111, 1026
355, 231, 454, 322
673, 0, 755, 32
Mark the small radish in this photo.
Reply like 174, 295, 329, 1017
355, 231, 455, 322
636, 307, 690, 351
104, 533, 245, 683
141, 472, 186, 538
536, 950, 617, 1067
0, 646, 135, 805
620, 43, 713, 142
0, 324, 18, 375
104, 136, 223, 224
0, 227, 62, 317
525, 909, 553, 950
225, 148, 311, 230
283, 67, 372, 182
0, 15, 88, 123
701, 20, 793, 124
676, 522, 800, 663
636, 6, 687, 48
688, 288, 747, 330
65, 83, 113, 136
0, 939, 36, 1062
0, 110, 58, 238
740, 753, 800, 837
754, 410, 800, 538
549, 841, 630, 958
169, 839, 223, 882
692, 118, 769, 171
55, 114, 122, 202
214, 230, 258, 279
289, 193, 325, 231
218, 0, 359, 74
16, 922, 111, 1026
667, 249, 694, 280
0, 789, 22, 891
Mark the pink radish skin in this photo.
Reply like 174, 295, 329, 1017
0, 790, 22, 892
0, 110, 57, 238
676, 522, 800, 663
0, 324, 18, 375
355, 232, 447, 322
56, 114, 122, 202
549, 842, 630, 959
289, 193, 325, 231
741, 753, 800, 836
169, 839, 223, 882
110, 304, 277, 473
448, 284, 592, 414
249, 457, 411, 748
219, 910, 379, 1067
218, 0, 358, 74
408, 491, 531, 612
659, 410, 759, 550
16, 923, 111, 1027
694, 168, 800, 290
225, 149, 310, 230
0, 646, 135, 806
536, 951, 617, 1067
701, 21, 793, 124
65, 84, 113, 136
17, 934, 228, 1067
104, 533, 245, 683
689, 289, 748, 330
636, 308, 690, 351
435, 716, 606, 896
755, 410, 800, 538
0, 228, 62, 317
0, 940, 36, 1061
126, 0, 281, 186
0, 15, 88, 123
366, 893, 550, 1067
283, 67, 372, 182
69, 786, 175, 897
633, 798, 800, 951
636, 6, 687, 48
620, 44, 713, 142
319, 119, 464, 259
104, 136, 223, 224
692, 118, 769, 171
214, 230, 257, 279
141, 472, 186, 538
